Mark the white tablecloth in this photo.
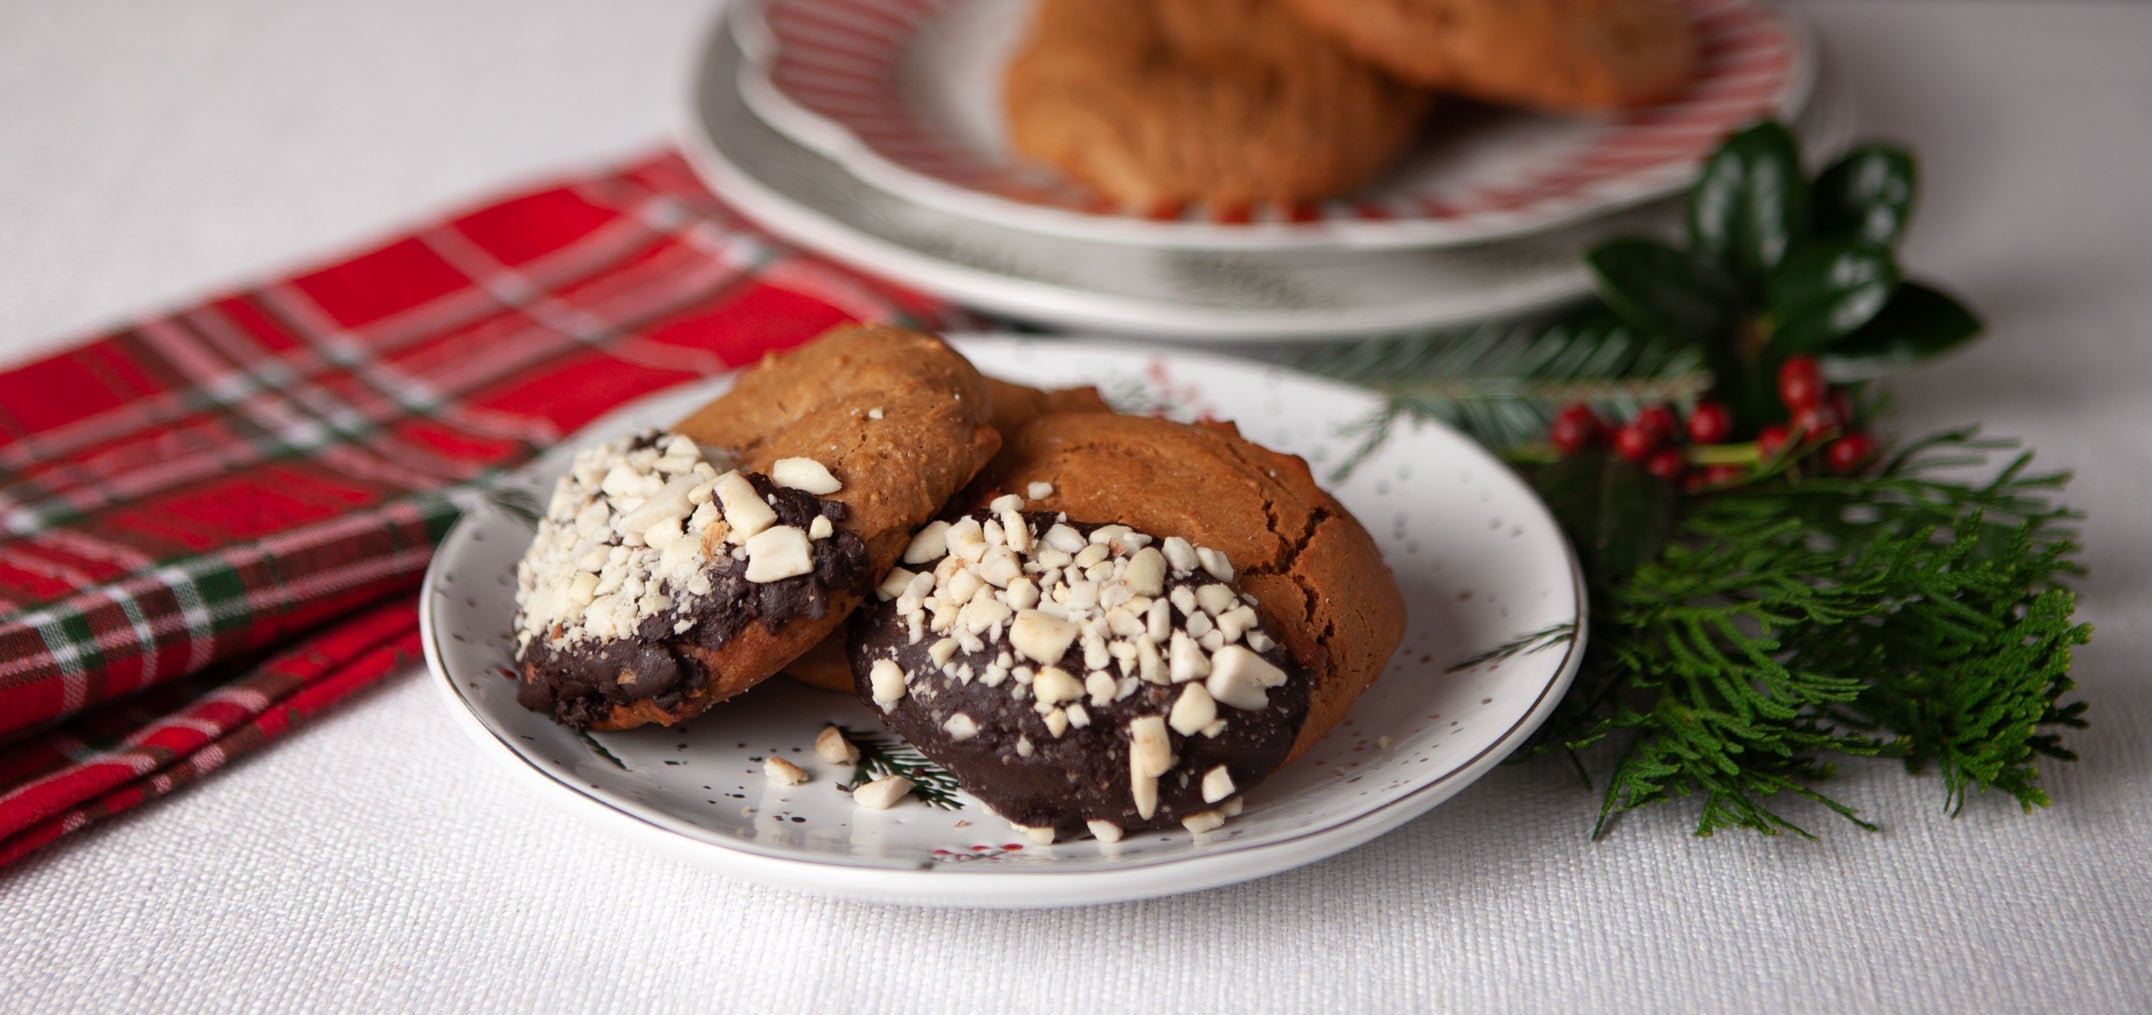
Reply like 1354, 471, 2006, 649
4, 2, 2148, 1010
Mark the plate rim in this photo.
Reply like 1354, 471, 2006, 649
421, 335, 1589, 907
730, 0, 1817, 252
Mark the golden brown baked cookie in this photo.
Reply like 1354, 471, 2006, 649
782, 379, 1115, 695
968, 414, 1405, 762
1003, 0, 1432, 209
1279, 0, 1696, 111
510, 325, 1000, 730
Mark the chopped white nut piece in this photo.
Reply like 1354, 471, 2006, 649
1202, 765, 1236, 803
1085, 669, 1118, 704
875, 567, 916, 601
867, 407, 884, 419
903, 520, 951, 564
1221, 797, 1244, 817
988, 493, 1026, 515
1182, 809, 1226, 834
1043, 523, 1087, 554
770, 457, 841, 495
1206, 654, 1271, 711
942, 712, 979, 741
1213, 644, 1288, 687
1245, 631, 1275, 653
1161, 536, 1199, 573
1147, 599, 1172, 644
1195, 583, 1238, 616
1201, 719, 1228, 738
1129, 715, 1174, 778
869, 659, 907, 711
1009, 610, 1077, 665
946, 517, 988, 562
1072, 543, 1110, 569
807, 515, 834, 540
1196, 546, 1235, 581
1044, 707, 1069, 737
814, 725, 859, 764
929, 637, 960, 666
1013, 823, 1056, 845
1215, 605, 1257, 642
1032, 666, 1083, 706
1168, 631, 1211, 683
1169, 682, 1218, 736
977, 547, 1024, 588
1000, 509, 1031, 552
1121, 546, 1166, 597
1003, 577, 1041, 611
1087, 819, 1124, 844
1065, 703, 1091, 728
853, 774, 913, 809
1131, 760, 1159, 820
712, 471, 777, 540
763, 756, 810, 786
1016, 735, 1035, 758
1137, 638, 1168, 684
1026, 481, 1054, 500
742, 525, 814, 582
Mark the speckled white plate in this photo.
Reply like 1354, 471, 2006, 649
422, 336, 1584, 907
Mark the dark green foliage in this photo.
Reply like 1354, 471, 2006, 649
1517, 431, 2089, 838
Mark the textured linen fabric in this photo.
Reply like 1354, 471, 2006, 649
2, 2, 2149, 1012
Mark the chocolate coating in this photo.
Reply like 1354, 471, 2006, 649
847, 512, 1310, 834
518, 471, 870, 728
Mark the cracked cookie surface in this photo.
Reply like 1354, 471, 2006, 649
965, 413, 1406, 761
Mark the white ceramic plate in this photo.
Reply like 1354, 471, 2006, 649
423, 336, 1586, 907
733, 0, 1813, 251
680, 14, 1855, 341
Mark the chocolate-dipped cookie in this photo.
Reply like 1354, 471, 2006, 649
849, 495, 1312, 842
849, 415, 1406, 841
510, 325, 1001, 730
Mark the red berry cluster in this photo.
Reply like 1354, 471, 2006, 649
1546, 354, 1878, 489
1767, 355, 1877, 473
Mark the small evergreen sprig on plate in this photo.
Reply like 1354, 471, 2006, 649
1304, 120, 2090, 838
838, 725, 965, 810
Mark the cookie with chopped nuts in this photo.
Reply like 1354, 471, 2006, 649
780, 379, 1113, 695
510, 325, 1002, 730
848, 505, 1315, 839
972, 413, 1407, 764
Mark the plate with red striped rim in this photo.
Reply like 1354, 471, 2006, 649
732, 0, 1814, 251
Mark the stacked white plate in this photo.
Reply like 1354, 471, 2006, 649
679, 0, 1847, 341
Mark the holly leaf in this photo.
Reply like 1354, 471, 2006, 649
1815, 145, 1917, 248
1534, 451, 1679, 586
1766, 240, 1901, 353
1687, 121, 1812, 287
1587, 238, 1737, 347
1822, 281, 1984, 380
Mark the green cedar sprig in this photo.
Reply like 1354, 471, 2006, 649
1524, 429, 2089, 838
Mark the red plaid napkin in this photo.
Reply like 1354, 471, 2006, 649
0, 150, 957, 868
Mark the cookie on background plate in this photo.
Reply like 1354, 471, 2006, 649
1003, 0, 1432, 210
848, 414, 1407, 842
1279, 0, 1696, 111
509, 325, 1000, 730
